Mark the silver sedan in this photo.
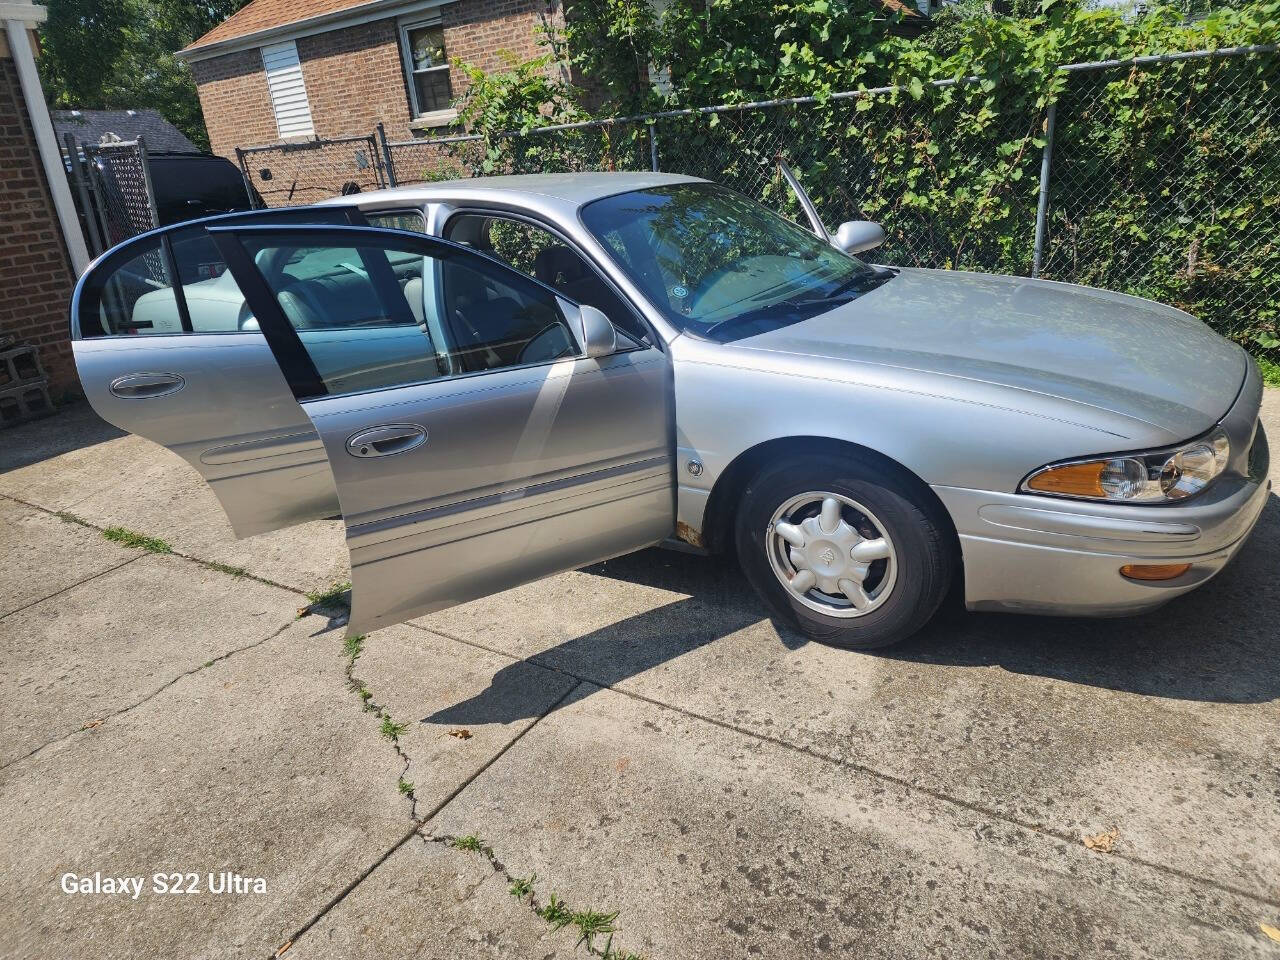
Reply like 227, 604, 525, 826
69, 171, 1270, 648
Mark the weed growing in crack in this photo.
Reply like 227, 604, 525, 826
450, 834, 488, 854
343, 634, 365, 661
379, 715, 409, 741
540, 893, 572, 928
356, 685, 374, 710
204, 561, 247, 578
571, 909, 619, 952
508, 873, 536, 900
102, 526, 172, 554
432, 834, 643, 959
397, 777, 414, 795
305, 580, 351, 609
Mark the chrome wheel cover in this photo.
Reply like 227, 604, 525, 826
766, 491, 898, 618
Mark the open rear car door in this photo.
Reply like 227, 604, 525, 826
71, 207, 368, 537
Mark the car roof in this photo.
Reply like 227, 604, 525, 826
319, 171, 707, 211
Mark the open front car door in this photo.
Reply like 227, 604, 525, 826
202, 223, 673, 634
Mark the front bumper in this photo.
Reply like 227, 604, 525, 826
934, 404, 1270, 617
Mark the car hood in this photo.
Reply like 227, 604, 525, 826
734, 267, 1245, 440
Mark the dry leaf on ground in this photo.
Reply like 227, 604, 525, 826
1260, 922, 1280, 943
1083, 827, 1119, 853
447, 728, 473, 740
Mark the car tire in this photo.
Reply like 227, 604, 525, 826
734, 454, 955, 650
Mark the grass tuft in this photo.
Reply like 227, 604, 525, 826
508, 873, 536, 900
343, 634, 365, 661
379, 715, 409, 740
450, 834, 486, 853
305, 580, 351, 608
539, 893, 572, 929
571, 908, 619, 951
397, 777, 414, 795
204, 561, 247, 578
102, 526, 172, 554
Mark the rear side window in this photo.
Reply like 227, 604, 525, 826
85, 236, 181, 336
366, 210, 427, 233
76, 209, 370, 338
78, 230, 248, 337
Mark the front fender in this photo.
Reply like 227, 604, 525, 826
669, 337, 1174, 541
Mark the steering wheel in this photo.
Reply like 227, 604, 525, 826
518, 322, 575, 365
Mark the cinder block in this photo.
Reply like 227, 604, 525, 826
0, 377, 53, 427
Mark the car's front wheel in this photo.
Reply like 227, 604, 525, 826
735, 454, 955, 649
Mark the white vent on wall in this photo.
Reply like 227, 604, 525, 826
261, 40, 315, 139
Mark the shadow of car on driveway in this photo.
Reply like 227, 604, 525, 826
425, 490, 1280, 729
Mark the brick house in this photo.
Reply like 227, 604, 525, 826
1, 1, 91, 400
180, 0, 561, 160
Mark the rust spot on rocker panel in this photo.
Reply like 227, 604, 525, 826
675, 521, 704, 547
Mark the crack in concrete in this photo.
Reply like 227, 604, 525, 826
410, 621, 1280, 914
419, 830, 646, 959
0, 554, 141, 624
0, 496, 306, 596
0, 616, 299, 774
271, 639, 586, 958
338, 624, 420, 823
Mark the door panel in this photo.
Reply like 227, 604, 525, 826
214, 224, 674, 634
309, 349, 670, 633
74, 334, 337, 536
69, 208, 364, 537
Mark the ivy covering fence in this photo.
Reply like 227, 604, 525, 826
240, 0, 1280, 364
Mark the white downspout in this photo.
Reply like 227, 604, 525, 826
5, 11, 91, 275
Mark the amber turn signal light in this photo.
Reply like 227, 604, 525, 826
1119, 563, 1191, 582
1025, 461, 1106, 497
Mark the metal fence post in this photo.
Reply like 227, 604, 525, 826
63, 132, 104, 256
1031, 99, 1058, 279
135, 135, 160, 231
81, 144, 114, 247
377, 122, 397, 187
234, 147, 260, 209
648, 121, 659, 172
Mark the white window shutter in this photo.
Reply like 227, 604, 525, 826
261, 41, 315, 139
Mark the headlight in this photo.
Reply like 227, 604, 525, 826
1021, 429, 1230, 503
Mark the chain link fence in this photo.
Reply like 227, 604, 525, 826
235, 133, 387, 207
231, 44, 1278, 356
61, 138, 160, 253
1040, 49, 1280, 351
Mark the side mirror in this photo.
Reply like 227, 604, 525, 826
832, 221, 885, 255
578, 304, 617, 359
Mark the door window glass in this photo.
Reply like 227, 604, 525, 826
83, 236, 179, 336
367, 210, 427, 233
238, 234, 580, 396
445, 213, 648, 343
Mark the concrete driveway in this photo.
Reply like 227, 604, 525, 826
2, 396, 1278, 959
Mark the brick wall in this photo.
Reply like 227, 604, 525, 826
0, 45, 78, 395
191, 0, 563, 163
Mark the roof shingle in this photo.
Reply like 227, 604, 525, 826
184, 0, 387, 53
52, 110, 200, 154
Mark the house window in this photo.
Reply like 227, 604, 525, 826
261, 41, 315, 138
399, 20, 453, 118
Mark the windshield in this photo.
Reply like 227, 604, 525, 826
580, 182, 891, 341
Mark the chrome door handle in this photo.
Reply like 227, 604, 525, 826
109, 373, 186, 399
346, 424, 428, 458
